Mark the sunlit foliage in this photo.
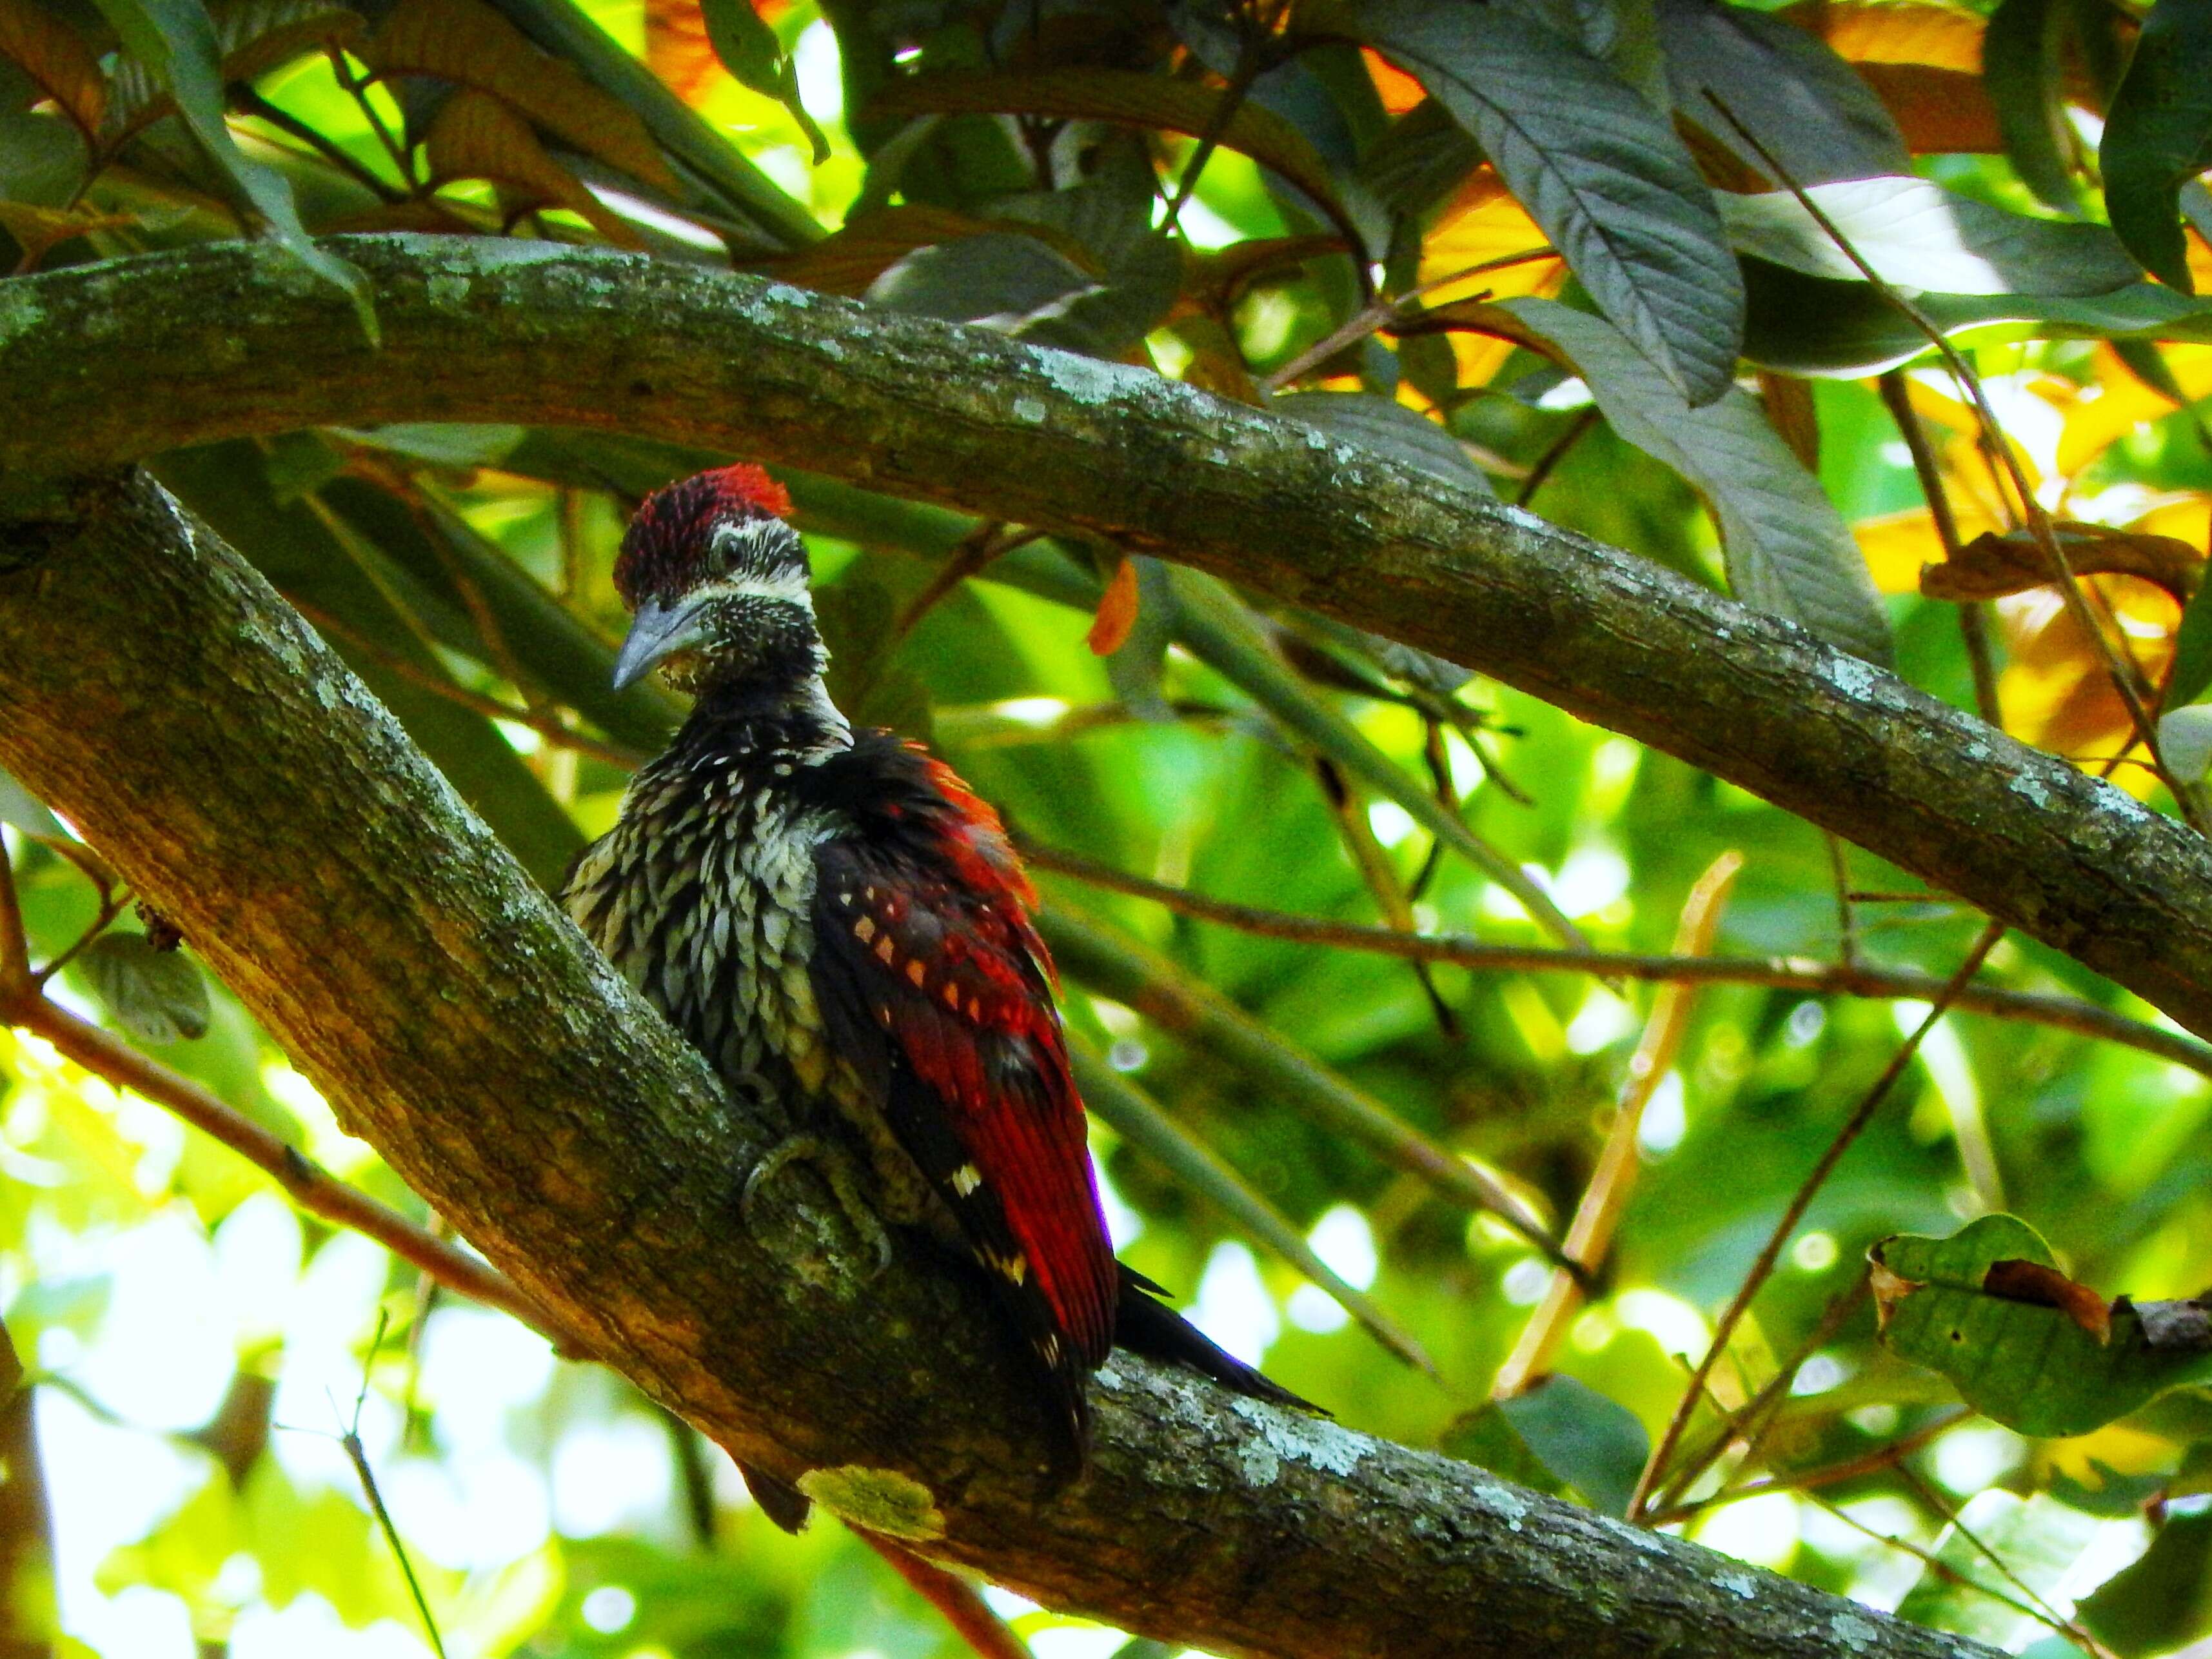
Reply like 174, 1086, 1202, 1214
6, 1, 2212, 1656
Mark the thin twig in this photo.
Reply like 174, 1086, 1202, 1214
1650, 1280, 1869, 1516
892, 525, 1042, 644
1258, 248, 1557, 396
1627, 919, 2006, 1520
1893, 1465, 2115, 1658
1826, 835, 1859, 967
1018, 843, 2212, 1077
330, 48, 416, 188
1516, 406, 1599, 507
0, 842, 27, 998
1708, 95, 2201, 830
1646, 1408, 1968, 1525
1808, 1490, 2108, 1655
4, 987, 584, 1353
1877, 372, 2001, 727
287, 595, 647, 769
1494, 852, 1742, 1396
867, 1537, 1036, 1659
29, 885, 128, 989
232, 86, 406, 203
333, 1312, 449, 1659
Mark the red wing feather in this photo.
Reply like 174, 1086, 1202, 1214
810, 750, 1117, 1378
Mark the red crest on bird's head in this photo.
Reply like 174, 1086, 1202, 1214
614, 464, 796, 610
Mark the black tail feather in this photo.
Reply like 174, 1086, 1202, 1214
1113, 1264, 1323, 1414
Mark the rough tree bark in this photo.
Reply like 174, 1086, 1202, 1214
1, 238, 2206, 1037
0, 473, 1999, 1659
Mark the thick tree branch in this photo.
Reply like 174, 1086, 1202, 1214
0, 473, 1998, 1659
0, 239, 2204, 1040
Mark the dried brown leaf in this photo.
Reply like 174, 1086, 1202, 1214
1926, 523, 2204, 606
1087, 555, 1140, 656
0, 0, 106, 141
369, 0, 676, 192
424, 89, 644, 249
1985, 1257, 2113, 1344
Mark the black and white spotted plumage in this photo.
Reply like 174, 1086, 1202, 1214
563, 465, 1311, 1516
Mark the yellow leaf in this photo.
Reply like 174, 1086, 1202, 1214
1805, 1, 1985, 71
1855, 507, 1950, 593
369, 0, 676, 192
1361, 46, 1424, 116
1418, 175, 1563, 388
2059, 345, 2212, 476
1856, 63, 2000, 154
1087, 555, 1140, 655
0, 0, 105, 141
425, 90, 645, 249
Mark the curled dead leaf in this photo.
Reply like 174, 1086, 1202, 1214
1924, 523, 2204, 606
1868, 1256, 1919, 1330
1985, 1257, 2113, 1345
1087, 556, 1140, 656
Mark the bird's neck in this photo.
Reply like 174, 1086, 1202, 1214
678, 666, 853, 770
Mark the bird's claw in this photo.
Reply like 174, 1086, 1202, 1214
742, 1131, 894, 1282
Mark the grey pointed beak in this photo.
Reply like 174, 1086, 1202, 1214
612, 595, 706, 691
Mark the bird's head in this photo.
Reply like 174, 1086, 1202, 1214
611, 465, 820, 695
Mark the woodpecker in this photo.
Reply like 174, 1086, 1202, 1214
562, 466, 1304, 1522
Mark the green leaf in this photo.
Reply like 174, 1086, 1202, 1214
865, 232, 1103, 332
1719, 177, 2140, 299
1358, 97, 1483, 221
1893, 1492, 2103, 1651
866, 67, 1372, 262
77, 931, 212, 1044
1984, 0, 2085, 214
1741, 256, 2212, 377
1167, 567, 1592, 946
1494, 1376, 1650, 1518
815, 566, 932, 744
90, 0, 376, 340
0, 764, 59, 837
2100, 0, 2212, 292
1438, 1402, 1572, 1497
2170, 577, 2212, 710
1499, 296, 1893, 666
151, 446, 588, 890
2080, 1507, 2212, 1657
1270, 392, 1495, 495
477, 0, 820, 248
1654, 0, 1911, 187
330, 423, 527, 471
1361, 0, 1744, 406
1872, 1213, 2212, 1438
700, 0, 828, 164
